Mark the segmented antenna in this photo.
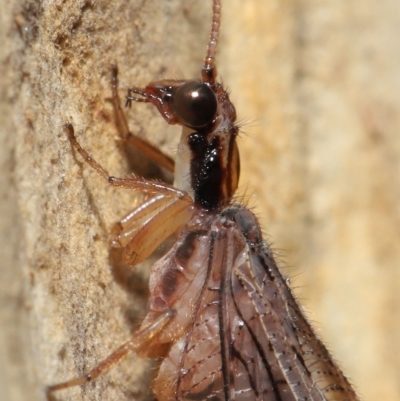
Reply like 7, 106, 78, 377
202, 0, 221, 84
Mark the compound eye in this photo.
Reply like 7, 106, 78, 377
171, 81, 218, 127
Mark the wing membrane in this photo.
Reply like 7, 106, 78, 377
151, 206, 357, 401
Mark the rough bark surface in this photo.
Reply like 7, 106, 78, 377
0, 1, 399, 401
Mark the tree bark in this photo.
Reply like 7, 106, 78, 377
0, 1, 399, 401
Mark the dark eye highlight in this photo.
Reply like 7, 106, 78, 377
171, 81, 218, 128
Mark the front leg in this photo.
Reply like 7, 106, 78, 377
110, 65, 175, 172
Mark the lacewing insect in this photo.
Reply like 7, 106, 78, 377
47, 0, 360, 400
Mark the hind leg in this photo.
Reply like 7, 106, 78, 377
46, 309, 174, 400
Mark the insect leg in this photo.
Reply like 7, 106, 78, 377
46, 308, 175, 399
65, 122, 185, 198
65, 123, 194, 264
110, 64, 175, 172
110, 193, 193, 265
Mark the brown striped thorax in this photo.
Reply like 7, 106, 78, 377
47, 1, 360, 400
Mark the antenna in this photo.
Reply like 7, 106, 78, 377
202, 0, 222, 85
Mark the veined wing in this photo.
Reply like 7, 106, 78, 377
150, 206, 358, 401
226, 207, 358, 401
